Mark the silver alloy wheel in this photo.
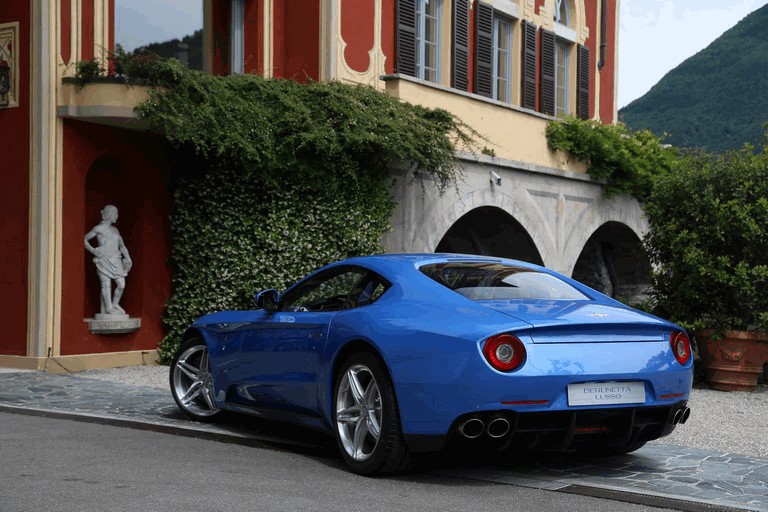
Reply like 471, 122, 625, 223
336, 363, 383, 462
172, 344, 219, 417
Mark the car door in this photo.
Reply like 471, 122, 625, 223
233, 267, 368, 415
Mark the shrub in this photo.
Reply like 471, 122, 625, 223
643, 147, 768, 333
546, 116, 678, 200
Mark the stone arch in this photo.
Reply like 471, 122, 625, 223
560, 194, 648, 277
571, 219, 652, 305
410, 187, 555, 267
435, 206, 544, 265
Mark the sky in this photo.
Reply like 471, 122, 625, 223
114, 0, 768, 109
618, 0, 768, 108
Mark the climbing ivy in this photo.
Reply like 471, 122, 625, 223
546, 116, 679, 200
79, 54, 473, 362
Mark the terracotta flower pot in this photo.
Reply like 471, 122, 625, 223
695, 330, 768, 392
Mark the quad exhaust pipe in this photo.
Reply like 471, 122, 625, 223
457, 416, 511, 439
487, 416, 511, 438
458, 417, 485, 439
672, 407, 691, 425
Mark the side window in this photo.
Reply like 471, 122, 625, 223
345, 276, 391, 309
281, 268, 366, 312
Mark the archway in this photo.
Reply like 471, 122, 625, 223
435, 206, 544, 265
571, 222, 651, 304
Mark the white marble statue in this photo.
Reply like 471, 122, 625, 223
84, 204, 133, 317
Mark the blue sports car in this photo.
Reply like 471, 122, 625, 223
170, 254, 693, 475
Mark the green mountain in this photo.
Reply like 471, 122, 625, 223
619, 4, 768, 153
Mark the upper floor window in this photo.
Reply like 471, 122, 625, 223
115, 0, 203, 70
493, 16, 513, 103
554, 0, 570, 26
416, 0, 443, 82
475, 2, 516, 102
554, 40, 569, 116
231, 0, 245, 74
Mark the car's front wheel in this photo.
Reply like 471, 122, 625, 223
170, 338, 221, 421
334, 352, 411, 475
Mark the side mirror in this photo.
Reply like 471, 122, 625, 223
254, 289, 279, 312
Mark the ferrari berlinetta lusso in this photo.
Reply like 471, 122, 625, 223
170, 254, 693, 474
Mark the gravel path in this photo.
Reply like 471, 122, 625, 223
79, 365, 768, 459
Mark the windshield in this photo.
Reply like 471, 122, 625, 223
420, 262, 589, 301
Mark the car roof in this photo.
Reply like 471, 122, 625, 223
329, 253, 545, 279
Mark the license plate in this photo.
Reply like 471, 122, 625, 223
567, 381, 646, 407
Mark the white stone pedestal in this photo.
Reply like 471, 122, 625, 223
85, 315, 141, 334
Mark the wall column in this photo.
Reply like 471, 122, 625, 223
262, 0, 273, 77
319, 0, 338, 81
28, 0, 63, 358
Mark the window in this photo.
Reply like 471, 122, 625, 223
416, 0, 442, 82
539, 0, 589, 119
553, 0, 571, 116
475, 2, 516, 101
280, 267, 390, 312
420, 263, 588, 301
554, 40, 569, 116
554, 0, 570, 26
493, 16, 513, 103
231, 0, 245, 74
115, 0, 203, 70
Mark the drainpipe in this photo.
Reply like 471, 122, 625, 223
597, 0, 607, 70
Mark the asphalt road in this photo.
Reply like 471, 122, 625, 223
0, 412, 677, 512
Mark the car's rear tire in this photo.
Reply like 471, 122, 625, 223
170, 338, 221, 421
333, 352, 411, 475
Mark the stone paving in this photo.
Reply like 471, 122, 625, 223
1, 370, 766, 512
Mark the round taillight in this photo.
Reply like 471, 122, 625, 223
670, 331, 691, 366
483, 334, 526, 372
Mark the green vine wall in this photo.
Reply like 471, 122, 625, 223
82, 55, 472, 362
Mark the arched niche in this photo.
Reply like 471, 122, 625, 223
83, 154, 142, 319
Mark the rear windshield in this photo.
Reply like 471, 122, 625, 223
420, 262, 589, 301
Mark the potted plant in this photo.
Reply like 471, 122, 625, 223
643, 146, 768, 391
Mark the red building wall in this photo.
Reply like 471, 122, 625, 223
381, 0, 395, 74
0, 2, 31, 356
81, 0, 95, 60
273, 0, 319, 81
61, 120, 172, 356
212, 0, 231, 75
341, 0, 374, 73
584, 0, 597, 119
244, 0, 264, 74
598, 0, 617, 123
62, 0, 71, 63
